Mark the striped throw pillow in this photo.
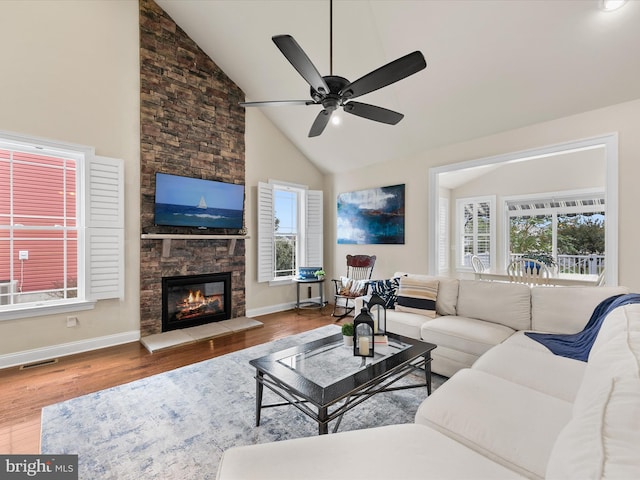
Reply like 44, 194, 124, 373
395, 276, 439, 317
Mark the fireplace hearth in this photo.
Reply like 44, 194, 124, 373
162, 272, 232, 332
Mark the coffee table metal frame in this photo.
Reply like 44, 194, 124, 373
249, 332, 436, 435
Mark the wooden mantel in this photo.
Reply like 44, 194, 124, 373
140, 233, 249, 257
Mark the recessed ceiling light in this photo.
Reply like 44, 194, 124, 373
600, 0, 628, 11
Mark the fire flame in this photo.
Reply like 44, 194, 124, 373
185, 290, 205, 305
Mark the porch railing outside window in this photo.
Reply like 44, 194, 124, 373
510, 253, 604, 275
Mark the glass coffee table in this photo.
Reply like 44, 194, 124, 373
250, 332, 436, 435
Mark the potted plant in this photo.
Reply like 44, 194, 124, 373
314, 269, 326, 280
341, 322, 354, 346
523, 252, 556, 265
522, 251, 556, 273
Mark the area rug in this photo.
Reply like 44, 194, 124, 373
41, 325, 445, 479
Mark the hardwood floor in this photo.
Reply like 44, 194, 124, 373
0, 308, 340, 454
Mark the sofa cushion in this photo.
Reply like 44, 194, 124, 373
456, 280, 531, 330
501, 330, 557, 353
590, 303, 640, 358
216, 424, 527, 480
531, 285, 629, 334
394, 272, 459, 316
385, 309, 431, 339
472, 343, 586, 402
421, 316, 515, 357
431, 345, 481, 377
574, 305, 640, 415
395, 276, 439, 317
546, 374, 640, 480
416, 369, 573, 479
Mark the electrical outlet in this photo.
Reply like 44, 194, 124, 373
66, 316, 78, 327
19, 250, 28, 260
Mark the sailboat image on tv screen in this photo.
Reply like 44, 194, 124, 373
154, 173, 245, 229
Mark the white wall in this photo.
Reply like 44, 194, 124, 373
244, 109, 326, 316
329, 99, 640, 292
0, 1, 140, 364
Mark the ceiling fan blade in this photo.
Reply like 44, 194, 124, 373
272, 34, 330, 96
340, 51, 426, 100
343, 101, 404, 125
309, 109, 332, 137
239, 100, 314, 107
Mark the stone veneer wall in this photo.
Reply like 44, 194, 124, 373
139, 0, 246, 336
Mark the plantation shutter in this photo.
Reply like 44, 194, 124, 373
84, 155, 124, 300
257, 181, 274, 283
305, 190, 323, 268
438, 197, 449, 273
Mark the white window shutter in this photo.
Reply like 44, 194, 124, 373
438, 198, 449, 274
306, 189, 323, 268
257, 182, 275, 283
85, 155, 124, 300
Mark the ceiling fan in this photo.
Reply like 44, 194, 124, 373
239, 1, 427, 138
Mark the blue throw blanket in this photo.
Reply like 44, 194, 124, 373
525, 293, 640, 362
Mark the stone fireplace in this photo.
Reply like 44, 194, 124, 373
139, 0, 246, 337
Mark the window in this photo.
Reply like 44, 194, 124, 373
258, 181, 322, 283
456, 196, 495, 270
507, 192, 605, 274
0, 131, 124, 319
274, 187, 298, 278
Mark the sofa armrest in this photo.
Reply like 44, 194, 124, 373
354, 295, 371, 316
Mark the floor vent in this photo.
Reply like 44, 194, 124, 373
20, 358, 58, 370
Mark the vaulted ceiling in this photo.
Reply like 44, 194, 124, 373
156, 0, 640, 174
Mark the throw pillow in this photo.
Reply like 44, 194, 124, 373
338, 276, 352, 296
395, 276, 439, 318
349, 279, 369, 297
369, 277, 401, 309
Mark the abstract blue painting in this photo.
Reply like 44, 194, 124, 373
337, 184, 405, 244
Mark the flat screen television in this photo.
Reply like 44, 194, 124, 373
154, 172, 245, 230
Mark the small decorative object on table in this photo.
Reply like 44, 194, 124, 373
341, 322, 354, 346
314, 269, 326, 280
298, 267, 323, 280
367, 293, 387, 335
353, 308, 374, 358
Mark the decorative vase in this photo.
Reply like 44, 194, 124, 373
343, 335, 353, 346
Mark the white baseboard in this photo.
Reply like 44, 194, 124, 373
0, 330, 140, 370
246, 301, 297, 318
246, 297, 327, 318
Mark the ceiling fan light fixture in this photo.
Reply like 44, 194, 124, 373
600, 0, 627, 11
331, 114, 341, 126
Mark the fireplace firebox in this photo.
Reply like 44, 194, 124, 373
162, 272, 232, 332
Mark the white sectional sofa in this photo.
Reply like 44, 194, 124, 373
359, 273, 628, 377
216, 279, 640, 479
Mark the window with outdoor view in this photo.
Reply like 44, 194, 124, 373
0, 148, 78, 304
0, 131, 124, 319
257, 181, 322, 283
456, 196, 494, 270
274, 187, 298, 278
508, 194, 605, 275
